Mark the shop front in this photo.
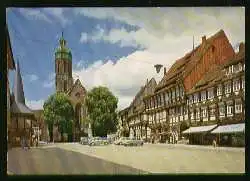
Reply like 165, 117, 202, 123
211, 123, 245, 147
182, 124, 217, 145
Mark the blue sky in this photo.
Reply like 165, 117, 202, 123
6, 7, 245, 110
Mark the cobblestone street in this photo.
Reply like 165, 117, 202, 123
48, 143, 245, 173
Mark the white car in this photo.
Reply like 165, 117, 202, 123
114, 137, 130, 145
123, 138, 144, 146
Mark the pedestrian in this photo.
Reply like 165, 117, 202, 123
212, 139, 217, 148
21, 136, 25, 149
35, 137, 38, 147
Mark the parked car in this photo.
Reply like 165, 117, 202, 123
123, 138, 144, 146
80, 137, 89, 145
88, 137, 109, 146
114, 137, 130, 145
177, 137, 189, 144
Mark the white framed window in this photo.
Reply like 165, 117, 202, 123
235, 101, 242, 113
219, 105, 225, 116
233, 64, 238, 72
172, 89, 175, 99
180, 87, 184, 97
201, 108, 207, 118
242, 77, 245, 90
238, 63, 242, 71
228, 66, 233, 74
227, 105, 233, 115
225, 82, 231, 94
217, 85, 222, 96
201, 91, 206, 101
210, 108, 215, 116
208, 88, 214, 99
165, 92, 169, 104
233, 79, 240, 92
191, 111, 194, 120
193, 93, 199, 103
176, 87, 179, 97
189, 95, 193, 104
161, 94, 164, 105
196, 109, 200, 119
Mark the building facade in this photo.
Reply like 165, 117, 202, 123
122, 78, 157, 141
184, 42, 245, 146
118, 29, 244, 146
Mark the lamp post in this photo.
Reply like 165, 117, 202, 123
154, 64, 163, 74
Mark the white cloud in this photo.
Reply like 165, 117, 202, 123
25, 74, 39, 82
77, 7, 245, 53
26, 99, 44, 110
43, 8, 70, 27
19, 8, 52, 23
75, 7, 245, 110
43, 73, 55, 88
73, 51, 171, 110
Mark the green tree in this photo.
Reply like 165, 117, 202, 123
85, 86, 118, 137
43, 93, 74, 142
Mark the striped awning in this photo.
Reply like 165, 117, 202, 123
211, 123, 245, 134
182, 124, 217, 134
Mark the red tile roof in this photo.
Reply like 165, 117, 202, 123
155, 29, 227, 92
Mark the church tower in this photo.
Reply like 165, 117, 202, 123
55, 32, 73, 93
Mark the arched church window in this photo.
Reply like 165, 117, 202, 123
75, 92, 80, 98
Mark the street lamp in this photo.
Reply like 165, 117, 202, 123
154, 64, 163, 74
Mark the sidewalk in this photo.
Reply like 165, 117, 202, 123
145, 143, 245, 152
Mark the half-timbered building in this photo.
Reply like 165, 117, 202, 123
183, 42, 245, 146
144, 29, 236, 144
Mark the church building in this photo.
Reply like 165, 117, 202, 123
54, 33, 88, 142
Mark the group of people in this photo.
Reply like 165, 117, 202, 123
20, 132, 39, 150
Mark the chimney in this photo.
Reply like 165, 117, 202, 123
164, 67, 166, 75
239, 42, 245, 52
202, 36, 206, 44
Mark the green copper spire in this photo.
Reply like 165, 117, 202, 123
55, 31, 72, 61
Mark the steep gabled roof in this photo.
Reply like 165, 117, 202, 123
187, 64, 224, 94
223, 42, 245, 68
11, 61, 33, 115
6, 26, 15, 70
130, 77, 157, 107
155, 29, 228, 92
67, 78, 86, 96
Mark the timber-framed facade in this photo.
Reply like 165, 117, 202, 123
118, 29, 244, 146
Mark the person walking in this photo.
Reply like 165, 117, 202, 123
21, 136, 25, 149
212, 139, 217, 148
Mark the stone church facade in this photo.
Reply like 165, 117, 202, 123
54, 33, 88, 142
